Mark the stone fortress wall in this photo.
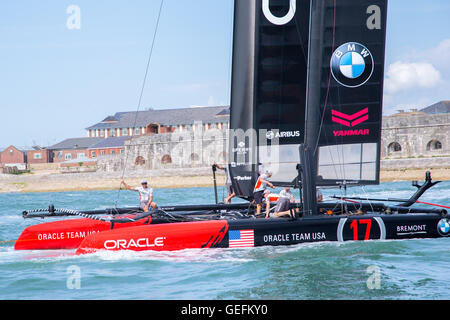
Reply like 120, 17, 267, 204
97, 113, 450, 173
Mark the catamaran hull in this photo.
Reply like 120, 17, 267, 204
74, 214, 450, 254
14, 215, 152, 250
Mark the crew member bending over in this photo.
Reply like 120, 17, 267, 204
267, 187, 296, 219
253, 171, 274, 216
121, 179, 157, 212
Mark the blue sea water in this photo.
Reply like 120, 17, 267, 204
0, 182, 449, 300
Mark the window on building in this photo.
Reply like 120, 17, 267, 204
123, 128, 128, 135
161, 154, 172, 165
190, 153, 200, 162
120, 149, 124, 154
111, 130, 116, 137
91, 151, 96, 158
427, 140, 443, 151
100, 130, 105, 137
388, 142, 402, 153
33, 153, 42, 160
135, 128, 140, 135
111, 150, 116, 155
65, 154, 72, 160
57, 151, 63, 158
135, 156, 145, 166
77, 153, 85, 159
101, 150, 106, 156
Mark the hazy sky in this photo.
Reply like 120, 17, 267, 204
1, 0, 449, 148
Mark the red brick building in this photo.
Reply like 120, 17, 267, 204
27, 147, 53, 164
0, 146, 27, 166
85, 106, 230, 139
47, 137, 103, 163
88, 136, 130, 158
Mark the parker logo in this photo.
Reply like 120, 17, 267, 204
332, 108, 369, 127
235, 175, 252, 181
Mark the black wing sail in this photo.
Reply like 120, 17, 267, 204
308, 0, 388, 186
229, 0, 311, 199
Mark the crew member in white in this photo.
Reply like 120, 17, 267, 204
121, 180, 157, 212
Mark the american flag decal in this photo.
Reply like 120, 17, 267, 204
228, 230, 254, 248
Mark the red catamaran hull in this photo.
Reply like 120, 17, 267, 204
14, 216, 151, 250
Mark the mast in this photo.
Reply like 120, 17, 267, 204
301, 0, 326, 216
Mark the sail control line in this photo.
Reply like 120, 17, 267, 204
115, 0, 165, 208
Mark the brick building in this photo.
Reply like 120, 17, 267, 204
48, 137, 103, 163
27, 147, 53, 164
88, 136, 130, 158
0, 146, 27, 168
85, 106, 230, 139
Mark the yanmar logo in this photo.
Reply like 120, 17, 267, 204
332, 108, 369, 127
104, 237, 165, 250
332, 108, 370, 137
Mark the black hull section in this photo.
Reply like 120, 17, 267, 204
217, 214, 449, 248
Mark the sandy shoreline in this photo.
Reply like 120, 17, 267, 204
1, 167, 449, 194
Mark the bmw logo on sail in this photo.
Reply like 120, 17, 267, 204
330, 42, 374, 88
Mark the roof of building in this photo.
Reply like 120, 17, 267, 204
89, 136, 131, 149
0, 145, 27, 154
48, 137, 103, 150
86, 106, 230, 130
420, 101, 450, 114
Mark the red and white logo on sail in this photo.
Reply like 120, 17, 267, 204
331, 108, 369, 127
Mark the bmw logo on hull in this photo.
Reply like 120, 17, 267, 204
437, 218, 450, 237
331, 42, 374, 88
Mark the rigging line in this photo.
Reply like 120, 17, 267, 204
226, 0, 234, 105
115, 0, 165, 207
313, 0, 336, 157
292, 0, 308, 64
361, 185, 375, 213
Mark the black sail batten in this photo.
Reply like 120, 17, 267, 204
229, 0, 311, 199
306, 0, 388, 187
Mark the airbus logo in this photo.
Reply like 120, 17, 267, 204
331, 42, 374, 88
266, 130, 300, 140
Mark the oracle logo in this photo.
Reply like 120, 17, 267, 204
262, 0, 296, 25
104, 237, 165, 250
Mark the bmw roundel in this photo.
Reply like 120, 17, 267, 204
437, 218, 450, 237
330, 42, 374, 88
